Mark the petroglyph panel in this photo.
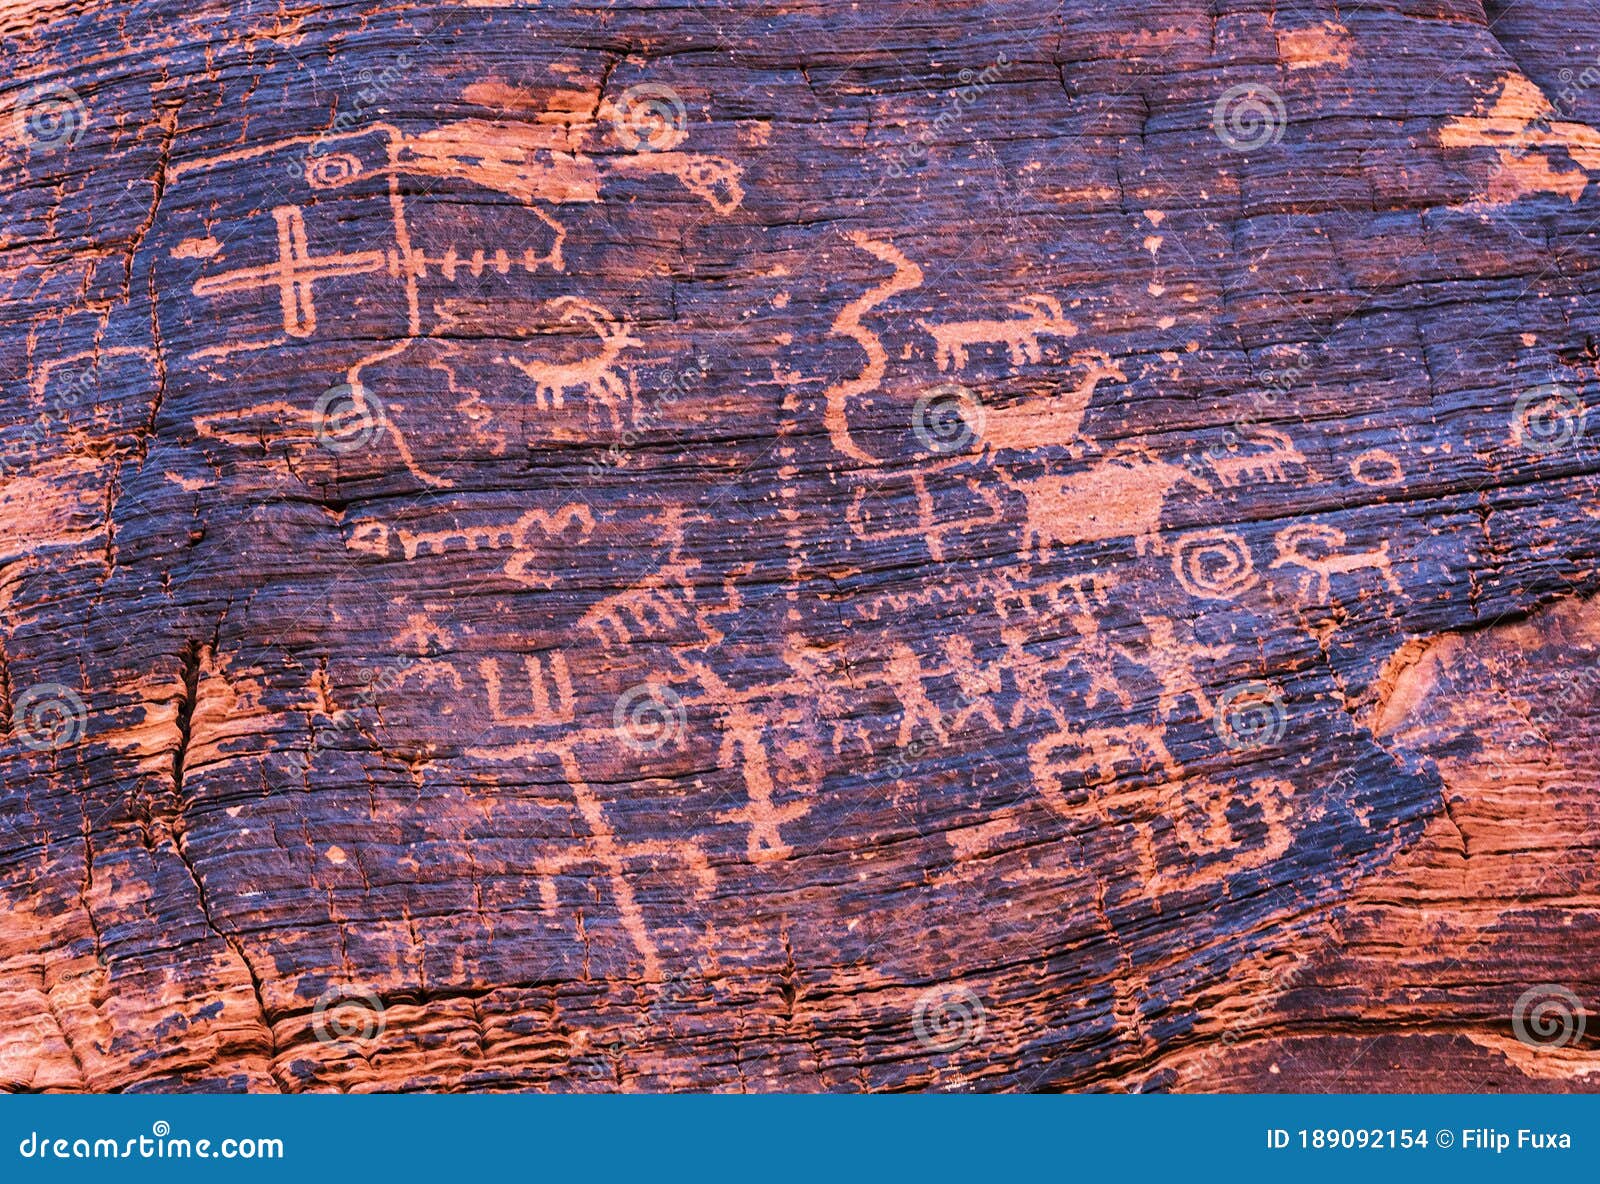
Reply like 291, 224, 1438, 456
5, 0, 1600, 1096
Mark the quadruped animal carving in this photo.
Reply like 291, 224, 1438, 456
165, 111, 746, 494
345, 504, 596, 588
497, 298, 640, 424
971, 351, 1127, 456
1270, 522, 1403, 601
998, 447, 1213, 561
607, 152, 745, 214
917, 294, 1078, 371
1205, 426, 1318, 488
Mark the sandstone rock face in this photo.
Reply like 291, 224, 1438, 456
2, 0, 1598, 1092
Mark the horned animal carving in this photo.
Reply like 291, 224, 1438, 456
1270, 523, 1402, 601
973, 351, 1127, 455
498, 297, 639, 422
1205, 427, 1318, 488
917, 294, 1078, 371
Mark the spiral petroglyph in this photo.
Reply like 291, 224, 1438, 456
1172, 530, 1258, 599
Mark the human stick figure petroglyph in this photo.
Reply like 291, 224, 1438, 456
917, 294, 1078, 371
1110, 616, 1234, 721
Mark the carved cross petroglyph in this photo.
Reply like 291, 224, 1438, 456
191, 205, 388, 337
